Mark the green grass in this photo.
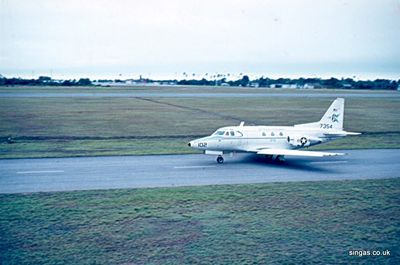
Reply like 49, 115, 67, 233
0, 178, 399, 264
0, 138, 194, 159
0, 89, 399, 158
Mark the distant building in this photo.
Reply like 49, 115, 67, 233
269, 84, 281, 88
283, 84, 298, 89
125, 79, 137, 85
303, 83, 322, 89
270, 84, 298, 89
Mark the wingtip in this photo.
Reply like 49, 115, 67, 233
348, 132, 362, 135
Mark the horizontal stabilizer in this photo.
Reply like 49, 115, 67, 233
257, 148, 345, 157
323, 131, 361, 137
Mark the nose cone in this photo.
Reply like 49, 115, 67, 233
188, 139, 202, 149
188, 140, 196, 148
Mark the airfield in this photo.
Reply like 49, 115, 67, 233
0, 86, 399, 264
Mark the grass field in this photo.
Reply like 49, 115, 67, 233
0, 178, 399, 264
0, 86, 399, 158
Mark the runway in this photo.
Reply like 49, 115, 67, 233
0, 92, 398, 98
0, 149, 399, 193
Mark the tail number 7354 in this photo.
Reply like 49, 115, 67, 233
320, 123, 333, 129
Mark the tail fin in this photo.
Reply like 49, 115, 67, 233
319, 98, 344, 130
295, 98, 344, 130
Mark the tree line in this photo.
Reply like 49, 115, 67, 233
0, 75, 399, 90
0, 76, 92, 86
178, 76, 399, 90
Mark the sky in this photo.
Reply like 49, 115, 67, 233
1, 0, 400, 80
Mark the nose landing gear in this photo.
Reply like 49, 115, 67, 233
216, 155, 224, 164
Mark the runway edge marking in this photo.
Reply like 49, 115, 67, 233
17, 170, 65, 174
173, 165, 216, 169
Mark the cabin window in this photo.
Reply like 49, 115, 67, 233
279, 132, 283, 136
236, 131, 243, 137
225, 131, 229, 136
262, 132, 266, 137
271, 132, 275, 136
230, 131, 235, 136
213, 131, 225, 136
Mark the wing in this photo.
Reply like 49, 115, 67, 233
256, 148, 345, 157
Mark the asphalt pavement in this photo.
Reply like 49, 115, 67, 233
0, 149, 399, 193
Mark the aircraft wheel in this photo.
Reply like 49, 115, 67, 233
265, 155, 274, 161
275, 155, 285, 163
217, 156, 224, 164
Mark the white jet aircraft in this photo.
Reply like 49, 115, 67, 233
188, 98, 360, 163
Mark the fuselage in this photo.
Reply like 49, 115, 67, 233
189, 125, 337, 153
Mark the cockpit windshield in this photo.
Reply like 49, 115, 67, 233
213, 130, 225, 136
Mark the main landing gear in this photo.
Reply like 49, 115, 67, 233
265, 155, 285, 163
216, 155, 224, 164
275, 155, 285, 163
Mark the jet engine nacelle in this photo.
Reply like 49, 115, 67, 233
287, 135, 322, 147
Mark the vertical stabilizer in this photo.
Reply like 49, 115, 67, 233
294, 98, 344, 130
319, 98, 344, 130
